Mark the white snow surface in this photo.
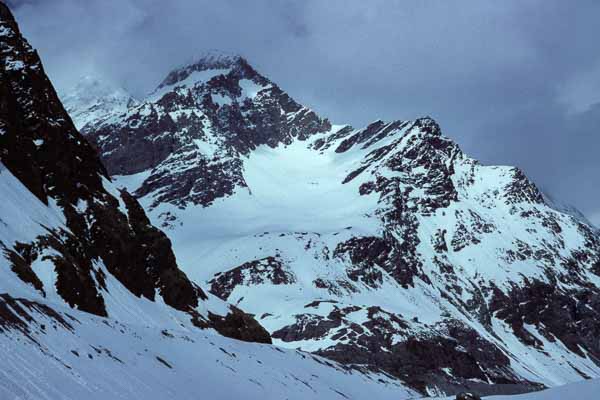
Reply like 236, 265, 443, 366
0, 292, 415, 400
0, 161, 417, 399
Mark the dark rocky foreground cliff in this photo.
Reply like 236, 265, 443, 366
0, 1, 269, 344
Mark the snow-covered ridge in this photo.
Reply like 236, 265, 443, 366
69, 45, 600, 397
155, 50, 247, 91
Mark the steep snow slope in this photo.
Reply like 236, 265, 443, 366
73, 50, 600, 397
0, 161, 235, 331
0, 157, 414, 399
0, 154, 414, 400
0, 317, 413, 400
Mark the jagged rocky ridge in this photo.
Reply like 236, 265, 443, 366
75, 52, 330, 210
68, 38, 600, 398
0, 1, 270, 344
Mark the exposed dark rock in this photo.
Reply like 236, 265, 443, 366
0, 293, 73, 337
155, 356, 173, 369
456, 392, 481, 400
451, 210, 495, 252
209, 256, 295, 300
311, 125, 353, 151
504, 168, 545, 205
272, 306, 364, 343
335, 120, 388, 153
2, 242, 44, 295
317, 318, 541, 396
432, 229, 448, 253
312, 278, 359, 296
207, 307, 272, 344
490, 280, 600, 361
334, 237, 389, 288
271, 299, 542, 395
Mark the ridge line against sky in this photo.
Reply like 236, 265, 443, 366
8, 0, 600, 225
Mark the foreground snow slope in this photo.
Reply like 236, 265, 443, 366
492, 379, 600, 400
0, 288, 415, 400
73, 47, 600, 396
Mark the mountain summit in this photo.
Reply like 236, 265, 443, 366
155, 51, 249, 90
62, 75, 138, 130
77, 52, 330, 209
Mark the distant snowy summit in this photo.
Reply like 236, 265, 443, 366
65, 49, 600, 397
155, 51, 249, 91
72, 51, 330, 208
62, 75, 138, 130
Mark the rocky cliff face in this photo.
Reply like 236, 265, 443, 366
69, 32, 600, 400
0, 2, 269, 344
72, 52, 330, 210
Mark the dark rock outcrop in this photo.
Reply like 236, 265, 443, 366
490, 280, 600, 361
207, 307, 272, 344
456, 392, 481, 400
0, 2, 269, 344
209, 256, 296, 300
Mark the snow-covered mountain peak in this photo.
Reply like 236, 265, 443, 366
175, 50, 246, 73
154, 50, 252, 93
62, 75, 137, 130
72, 52, 331, 205
67, 41, 600, 395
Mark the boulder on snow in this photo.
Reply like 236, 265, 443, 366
456, 392, 482, 400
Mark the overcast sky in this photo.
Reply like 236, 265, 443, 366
8, 0, 600, 225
